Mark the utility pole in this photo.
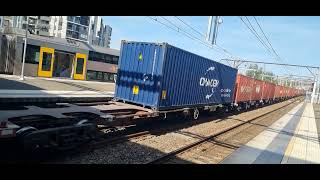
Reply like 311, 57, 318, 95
206, 16, 213, 42
317, 68, 320, 104
20, 16, 29, 81
206, 16, 222, 45
212, 16, 221, 45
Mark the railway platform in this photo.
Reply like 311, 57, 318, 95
221, 101, 320, 164
0, 74, 115, 103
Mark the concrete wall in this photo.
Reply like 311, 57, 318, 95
13, 62, 38, 77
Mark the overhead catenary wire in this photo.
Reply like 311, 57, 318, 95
251, 16, 297, 75
239, 16, 275, 58
159, 16, 223, 53
173, 16, 237, 59
252, 16, 282, 61
147, 16, 232, 58
239, 16, 293, 75
174, 16, 207, 38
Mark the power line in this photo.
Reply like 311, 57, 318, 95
172, 16, 235, 58
252, 16, 296, 75
147, 16, 232, 58
252, 16, 282, 61
174, 16, 206, 38
160, 16, 226, 56
239, 16, 275, 58
239, 16, 293, 75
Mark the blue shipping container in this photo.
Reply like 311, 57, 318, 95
115, 41, 238, 110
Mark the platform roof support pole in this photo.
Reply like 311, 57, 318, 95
317, 68, 320, 104
311, 77, 317, 104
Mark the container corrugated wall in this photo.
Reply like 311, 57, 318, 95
234, 74, 254, 103
251, 79, 263, 101
115, 41, 238, 110
235, 74, 276, 103
158, 44, 237, 109
115, 41, 165, 107
274, 85, 285, 98
262, 81, 275, 100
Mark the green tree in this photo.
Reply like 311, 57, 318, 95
245, 64, 276, 83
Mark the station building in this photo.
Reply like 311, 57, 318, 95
0, 33, 119, 82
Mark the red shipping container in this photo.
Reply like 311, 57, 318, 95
251, 79, 264, 101
274, 85, 285, 98
290, 88, 295, 97
287, 87, 291, 97
262, 81, 276, 100
285, 87, 290, 97
234, 74, 255, 103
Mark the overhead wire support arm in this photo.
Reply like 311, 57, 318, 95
306, 67, 316, 77
221, 58, 320, 69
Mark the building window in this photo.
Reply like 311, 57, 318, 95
75, 17, 80, 24
88, 51, 119, 65
67, 23, 72, 30
80, 16, 89, 26
86, 70, 116, 82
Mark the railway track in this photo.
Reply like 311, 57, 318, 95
1, 97, 301, 164
146, 97, 303, 164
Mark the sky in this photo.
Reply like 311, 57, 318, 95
102, 16, 320, 78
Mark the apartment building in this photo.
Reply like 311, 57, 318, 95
0, 16, 3, 28
89, 16, 112, 48
11, 16, 112, 47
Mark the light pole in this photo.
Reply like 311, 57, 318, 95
20, 16, 29, 81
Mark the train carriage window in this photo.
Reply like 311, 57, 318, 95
112, 56, 119, 64
76, 58, 84, 74
88, 51, 119, 65
86, 70, 97, 80
109, 73, 115, 81
22, 44, 40, 64
86, 70, 116, 82
105, 54, 112, 63
97, 71, 103, 80
103, 73, 110, 81
42, 52, 52, 71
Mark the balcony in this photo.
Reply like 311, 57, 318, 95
29, 16, 38, 19
38, 30, 49, 36
39, 16, 50, 21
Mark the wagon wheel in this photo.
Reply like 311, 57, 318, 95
192, 108, 200, 120
16, 126, 38, 152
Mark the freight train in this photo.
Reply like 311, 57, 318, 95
0, 40, 305, 151
114, 41, 304, 118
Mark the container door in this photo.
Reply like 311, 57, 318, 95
73, 53, 86, 80
38, 47, 54, 78
115, 42, 164, 107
